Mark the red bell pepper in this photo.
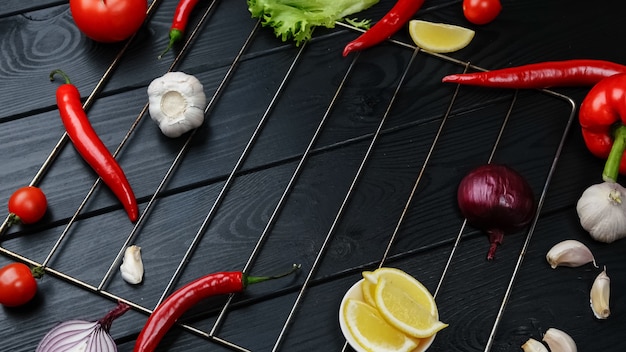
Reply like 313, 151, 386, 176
579, 73, 626, 182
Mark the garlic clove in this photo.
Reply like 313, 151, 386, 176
542, 328, 577, 352
522, 338, 549, 352
545, 239, 597, 269
590, 267, 610, 319
120, 245, 144, 284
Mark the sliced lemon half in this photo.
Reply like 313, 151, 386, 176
408, 19, 475, 53
343, 298, 419, 352
364, 267, 448, 338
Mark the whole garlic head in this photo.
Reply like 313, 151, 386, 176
147, 71, 207, 138
576, 182, 626, 243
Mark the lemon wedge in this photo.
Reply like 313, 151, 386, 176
360, 277, 377, 307
408, 19, 475, 53
343, 298, 419, 352
364, 267, 448, 338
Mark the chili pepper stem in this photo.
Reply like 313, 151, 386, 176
244, 264, 301, 287
602, 125, 626, 182
158, 29, 184, 60
49, 69, 71, 84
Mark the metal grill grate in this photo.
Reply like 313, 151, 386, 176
0, 1, 577, 351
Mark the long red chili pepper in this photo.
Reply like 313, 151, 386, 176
441, 59, 626, 89
342, 0, 426, 56
579, 73, 626, 182
50, 69, 139, 222
159, 0, 200, 59
133, 264, 300, 352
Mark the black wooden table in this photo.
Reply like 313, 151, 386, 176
2, 0, 625, 351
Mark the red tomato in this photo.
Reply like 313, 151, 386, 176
0, 263, 38, 307
69, 0, 147, 42
463, 0, 502, 25
8, 186, 47, 225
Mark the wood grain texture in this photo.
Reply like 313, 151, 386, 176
2, 0, 626, 351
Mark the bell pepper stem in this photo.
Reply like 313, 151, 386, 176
603, 125, 626, 182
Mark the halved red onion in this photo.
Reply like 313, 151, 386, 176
36, 302, 129, 352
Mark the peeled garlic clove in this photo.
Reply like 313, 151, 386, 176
522, 338, 549, 352
590, 267, 610, 319
543, 328, 577, 352
546, 239, 597, 269
120, 245, 144, 284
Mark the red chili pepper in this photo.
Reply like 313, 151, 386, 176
133, 264, 300, 352
342, 0, 425, 56
50, 69, 139, 222
441, 59, 626, 89
159, 0, 200, 59
579, 73, 626, 182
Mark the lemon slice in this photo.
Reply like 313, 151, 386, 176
364, 267, 448, 338
408, 19, 475, 53
343, 298, 419, 352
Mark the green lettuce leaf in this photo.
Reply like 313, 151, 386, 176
247, 0, 379, 46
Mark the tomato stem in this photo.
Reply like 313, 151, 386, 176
31, 266, 45, 279
6, 213, 20, 227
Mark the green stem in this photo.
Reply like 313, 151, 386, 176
603, 125, 626, 182
49, 69, 71, 84
31, 265, 45, 279
158, 29, 183, 60
243, 264, 301, 287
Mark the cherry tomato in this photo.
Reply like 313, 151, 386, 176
463, 0, 502, 25
0, 263, 40, 307
8, 186, 48, 225
69, 0, 147, 42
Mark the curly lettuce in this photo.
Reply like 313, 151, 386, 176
247, 0, 379, 46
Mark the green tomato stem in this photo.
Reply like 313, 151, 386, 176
603, 125, 626, 182
31, 266, 45, 279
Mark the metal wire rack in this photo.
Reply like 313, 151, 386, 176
0, 1, 577, 351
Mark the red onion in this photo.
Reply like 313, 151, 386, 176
36, 302, 130, 352
457, 164, 536, 260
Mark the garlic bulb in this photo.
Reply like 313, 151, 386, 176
147, 71, 207, 138
120, 245, 144, 284
590, 267, 610, 319
542, 328, 577, 352
521, 338, 549, 352
545, 240, 596, 269
576, 182, 626, 243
